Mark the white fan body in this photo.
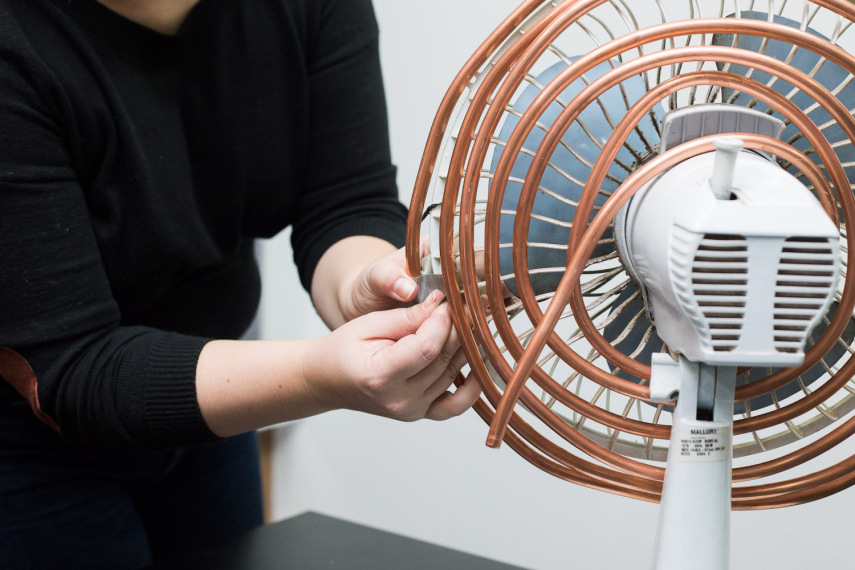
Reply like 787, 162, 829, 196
650, 355, 736, 570
615, 111, 841, 567
618, 145, 841, 367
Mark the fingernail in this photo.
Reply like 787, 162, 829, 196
393, 278, 417, 301
426, 289, 445, 308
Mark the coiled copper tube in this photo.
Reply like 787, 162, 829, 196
407, 0, 855, 509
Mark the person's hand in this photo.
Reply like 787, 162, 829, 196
305, 290, 481, 421
340, 240, 428, 323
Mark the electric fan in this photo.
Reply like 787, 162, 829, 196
404, 1, 855, 568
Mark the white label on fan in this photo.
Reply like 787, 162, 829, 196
677, 425, 730, 462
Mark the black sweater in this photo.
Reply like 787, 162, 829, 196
0, 0, 407, 449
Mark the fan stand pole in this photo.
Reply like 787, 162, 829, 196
650, 357, 736, 570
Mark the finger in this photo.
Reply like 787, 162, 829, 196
387, 246, 418, 302
425, 373, 482, 421
419, 235, 431, 259
403, 311, 462, 393
361, 289, 444, 340
365, 252, 416, 303
411, 320, 461, 388
421, 346, 467, 402
378, 300, 452, 379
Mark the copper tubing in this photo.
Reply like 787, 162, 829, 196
477, 375, 666, 490
502, 63, 848, 496
439, 1, 611, 416
405, 0, 548, 278
495, 50, 854, 433
470, 399, 664, 501
407, 0, 855, 509
732, 413, 855, 483
448, 14, 855, 496
494, 49, 848, 398
483, 44, 855, 444
463, 17, 855, 442
493, 132, 855, 509
733, 460, 855, 509
486, 48, 855, 496
478, 67, 839, 449
490, 21, 855, 392
486, 133, 827, 445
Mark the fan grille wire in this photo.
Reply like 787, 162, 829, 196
405, 0, 855, 509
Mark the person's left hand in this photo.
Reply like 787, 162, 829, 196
341, 239, 428, 323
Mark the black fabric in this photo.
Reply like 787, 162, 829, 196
0, 0, 407, 449
0, 400, 264, 569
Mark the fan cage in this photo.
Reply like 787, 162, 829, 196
405, 0, 855, 509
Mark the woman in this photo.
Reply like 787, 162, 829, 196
0, 0, 480, 567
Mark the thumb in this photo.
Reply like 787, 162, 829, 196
363, 251, 417, 303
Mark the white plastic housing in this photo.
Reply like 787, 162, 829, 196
617, 150, 840, 367
651, 357, 736, 570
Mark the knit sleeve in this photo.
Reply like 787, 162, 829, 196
289, 0, 408, 292
0, 24, 217, 449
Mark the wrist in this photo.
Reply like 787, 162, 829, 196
311, 236, 400, 328
299, 335, 346, 413
196, 338, 338, 437
337, 271, 362, 324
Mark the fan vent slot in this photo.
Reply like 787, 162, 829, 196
692, 234, 748, 352
774, 237, 836, 353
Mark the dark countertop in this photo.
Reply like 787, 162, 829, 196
149, 511, 529, 569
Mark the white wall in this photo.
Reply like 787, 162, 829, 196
258, 2, 855, 568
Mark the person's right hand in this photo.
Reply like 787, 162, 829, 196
303, 290, 481, 422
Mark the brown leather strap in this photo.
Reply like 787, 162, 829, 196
0, 347, 60, 432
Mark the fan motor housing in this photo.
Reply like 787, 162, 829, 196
617, 149, 840, 366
